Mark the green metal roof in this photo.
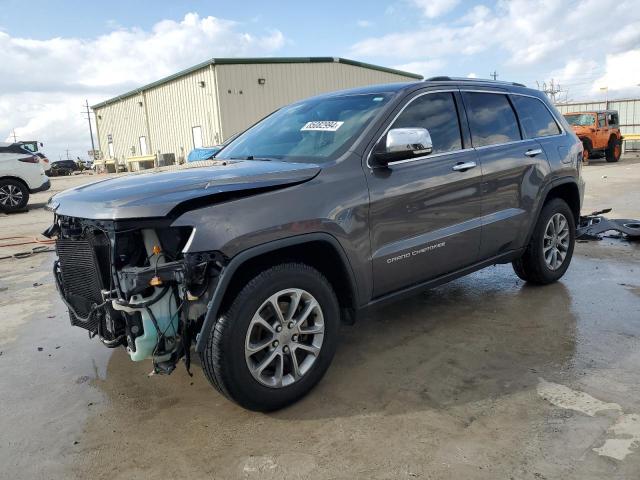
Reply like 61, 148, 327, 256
91, 57, 423, 109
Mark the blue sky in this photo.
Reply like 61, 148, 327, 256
1, 0, 638, 160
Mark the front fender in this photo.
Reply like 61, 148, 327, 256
194, 233, 358, 353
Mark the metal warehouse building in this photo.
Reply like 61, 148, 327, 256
92, 57, 422, 169
556, 98, 640, 151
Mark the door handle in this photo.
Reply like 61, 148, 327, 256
525, 148, 543, 157
452, 161, 477, 172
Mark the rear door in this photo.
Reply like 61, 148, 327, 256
460, 90, 551, 259
366, 89, 482, 296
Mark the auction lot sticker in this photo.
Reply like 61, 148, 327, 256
301, 121, 344, 131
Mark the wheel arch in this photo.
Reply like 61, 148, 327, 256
579, 136, 593, 152
526, 178, 581, 245
195, 233, 359, 353
0, 176, 29, 191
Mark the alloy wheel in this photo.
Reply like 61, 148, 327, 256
0, 184, 23, 207
543, 213, 570, 271
245, 288, 325, 388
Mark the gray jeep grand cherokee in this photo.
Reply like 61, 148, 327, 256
46, 77, 584, 411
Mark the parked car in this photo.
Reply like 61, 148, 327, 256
47, 78, 584, 411
563, 110, 622, 163
48, 160, 79, 177
0, 142, 50, 212
187, 146, 221, 162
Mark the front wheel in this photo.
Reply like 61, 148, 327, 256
0, 179, 29, 212
513, 198, 575, 285
201, 262, 340, 411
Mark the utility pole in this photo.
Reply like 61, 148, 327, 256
537, 78, 563, 103
490, 70, 498, 81
11, 129, 17, 142
83, 100, 96, 160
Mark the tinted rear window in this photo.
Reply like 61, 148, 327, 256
462, 92, 521, 147
511, 95, 561, 138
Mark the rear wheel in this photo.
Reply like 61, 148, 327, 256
201, 262, 340, 411
513, 198, 575, 285
0, 179, 29, 212
606, 137, 621, 162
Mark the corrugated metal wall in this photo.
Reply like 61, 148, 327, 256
144, 67, 220, 163
94, 92, 147, 161
216, 62, 416, 140
94, 61, 417, 165
556, 99, 640, 135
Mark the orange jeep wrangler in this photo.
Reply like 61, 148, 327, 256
563, 110, 622, 163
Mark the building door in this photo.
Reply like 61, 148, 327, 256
107, 135, 114, 158
192, 126, 203, 148
139, 136, 148, 156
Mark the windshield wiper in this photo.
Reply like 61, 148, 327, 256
229, 156, 273, 161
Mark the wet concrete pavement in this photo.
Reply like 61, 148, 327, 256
1, 159, 639, 479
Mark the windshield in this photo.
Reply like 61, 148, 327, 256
216, 93, 393, 162
564, 113, 595, 126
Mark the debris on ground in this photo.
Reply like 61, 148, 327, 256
577, 208, 640, 240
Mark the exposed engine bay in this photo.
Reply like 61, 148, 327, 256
45, 215, 224, 374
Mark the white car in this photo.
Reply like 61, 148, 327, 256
0, 142, 50, 212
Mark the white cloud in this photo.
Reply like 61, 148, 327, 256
351, 0, 640, 100
411, 0, 460, 18
356, 19, 373, 28
592, 49, 640, 97
0, 13, 285, 160
393, 59, 445, 79
467, 73, 477, 78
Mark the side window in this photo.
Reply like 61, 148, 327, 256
598, 113, 606, 128
390, 92, 462, 154
511, 95, 561, 138
607, 113, 618, 126
462, 92, 521, 147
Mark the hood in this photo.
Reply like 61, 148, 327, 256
47, 160, 320, 220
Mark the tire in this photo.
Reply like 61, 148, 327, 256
0, 179, 29, 212
606, 137, 621, 163
201, 262, 340, 411
513, 198, 575, 285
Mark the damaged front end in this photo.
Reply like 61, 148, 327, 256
46, 215, 224, 374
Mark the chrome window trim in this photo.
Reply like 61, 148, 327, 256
366, 89, 466, 169
386, 148, 469, 166
367, 87, 568, 169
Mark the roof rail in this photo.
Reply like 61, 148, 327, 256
425, 76, 526, 88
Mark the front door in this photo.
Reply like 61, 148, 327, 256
366, 90, 482, 297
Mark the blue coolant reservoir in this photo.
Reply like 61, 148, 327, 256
111, 229, 179, 362
114, 288, 178, 361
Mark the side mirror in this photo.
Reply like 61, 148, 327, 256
371, 128, 433, 167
